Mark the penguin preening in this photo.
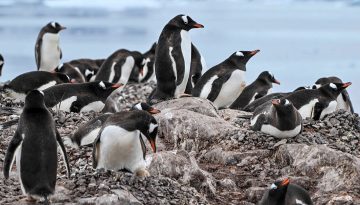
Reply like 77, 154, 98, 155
313, 76, 354, 113
138, 42, 157, 83
129, 50, 148, 83
250, 98, 303, 138
35, 21, 66, 72
0, 54, 4, 76
258, 178, 313, 205
184, 43, 207, 94
3, 71, 70, 101
192, 50, 259, 109
230, 71, 280, 110
55, 63, 86, 83
3, 90, 70, 203
148, 15, 204, 104
92, 110, 158, 177
70, 102, 160, 147
43, 81, 122, 113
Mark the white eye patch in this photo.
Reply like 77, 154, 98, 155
182, 15, 188, 24
51, 21, 56, 28
134, 103, 142, 110
270, 183, 277, 189
99, 81, 106, 89
268, 71, 273, 77
85, 69, 94, 77
0, 61, 3, 66
285, 99, 290, 105
329, 83, 337, 89
235, 51, 244, 57
149, 123, 158, 133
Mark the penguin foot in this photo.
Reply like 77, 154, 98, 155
135, 169, 150, 178
24, 195, 37, 203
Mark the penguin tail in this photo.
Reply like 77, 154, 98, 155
44, 196, 50, 205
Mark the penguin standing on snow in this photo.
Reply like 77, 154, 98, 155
3, 90, 70, 203
148, 15, 204, 104
138, 43, 157, 83
93, 110, 158, 177
250, 99, 302, 138
313, 76, 354, 113
35, 21, 66, 72
192, 50, 259, 109
184, 43, 207, 94
230, 71, 280, 110
258, 178, 313, 205
0, 54, 4, 76
3, 71, 70, 100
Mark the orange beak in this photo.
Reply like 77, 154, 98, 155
193, 23, 204, 28
60, 26, 67, 30
280, 178, 290, 186
250, 49, 260, 55
342, 82, 352, 88
70, 79, 77, 83
111, 83, 123, 88
139, 68, 144, 76
272, 99, 280, 105
150, 139, 156, 153
148, 108, 161, 114
273, 79, 281, 85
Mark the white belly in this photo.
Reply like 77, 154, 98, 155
174, 30, 192, 98
213, 70, 246, 108
320, 100, 337, 119
139, 58, 150, 82
80, 128, 101, 146
297, 99, 319, 119
199, 75, 218, 99
336, 94, 350, 112
80, 101, 105, 112
97, 126, 145, 172
40, 33, 61, 72
118, 56, 135, 85
37, 81, 57, 91
52, 96, 77, 112
261, 124, 302, 138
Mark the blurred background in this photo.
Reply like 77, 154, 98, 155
0, 0, 359, 110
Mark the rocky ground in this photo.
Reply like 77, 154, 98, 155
1, 82, 360, 204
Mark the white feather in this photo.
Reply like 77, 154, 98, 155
73, 67, 86, 82
175, 30, 192, 98
199, 75, 218, 99
149, 123, 158, 133
118, 56, 135, 85
169, 47, 177, 82
37, 81, 57, 91
39, 33, 61, 72
295, 199, 308, 205
80, 101, 105, 112
52, 96, 77, 112
320, 100, 337, 119
261, 124, 302, 138
297, 99, 319, 119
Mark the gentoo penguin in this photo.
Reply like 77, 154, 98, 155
92, 110, 158, 177
35, 21, 66, 72
3, 90, 70, 203
70, 102, 160, 147
3, 71, 70, 100
250, 98, 302, 138
43, 81, 122, 113
313, 76, 354, 113
94, 49, 138, 85
129, 51, 148, 82
184, 43, 207, 94
230, 71, 280, 110
55, 63, 86, 83
258, 178, 313, 205
148, 15, 204, 104
192, 50, 259, 109
0, 54, 4, 76
139, 42, 157, 83
66, 58, 105, 81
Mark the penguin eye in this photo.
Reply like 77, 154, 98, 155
182, 15, 188, 24
270, 183, 277, 189
329, 83, 337, 90
235, 51, 244, 57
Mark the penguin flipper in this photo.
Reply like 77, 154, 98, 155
254, 90, 268, 100
92, 129, 103, 169
313, 102, 325, 120
35, 38, 42, 70
139, 133, 147, 160
251, 114, 267, 131
342, 90, 354, 113
207, 72, 232, 102
60, 48, 62, 60
56, 130, 71, 178
3, 131, 23, 179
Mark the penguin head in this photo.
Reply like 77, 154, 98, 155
0, 54, 4, 76
54, 63, 84, 83
230, 50, 260, 69
313, 76, 343, 89
132, 102, 161, 114
267, 178, 290, 201
44, 21, 66, 33
272, 98, 295, 114
25, 90, 46, 109
258, 71, 280, 85
93, 81, 123, 98
321, 82, 351, 98
131, 51, 145, 69
168, 15, 204, 31
54, 72, 71, 84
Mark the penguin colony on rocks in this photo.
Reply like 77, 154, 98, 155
0, 15, 354, 203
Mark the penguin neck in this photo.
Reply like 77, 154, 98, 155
227, 58, 246, 71
319, 87, 338, 100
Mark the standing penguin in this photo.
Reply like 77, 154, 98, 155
230, 71, 280, 110
313, 76, 354, 113
93, 110, 158, 177
184, 43, 207, 94
250, 98, 302, 138
35, 21, 66, 72
94, 49, 138, 85
55, 63, 86, 83
0, 54, 4, 76
148, 15, 204, 104
3, 71, 70, 100
258, 178, 313, 205
3, 90, 70, 203
192, 50, 259, 109
139, 42, 157, 83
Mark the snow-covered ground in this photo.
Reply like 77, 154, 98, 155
0, 0, 359, 111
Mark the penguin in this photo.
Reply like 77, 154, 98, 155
313, 76, 354, 113
66, 58, 105, 81
129, 51, 148, 83
55, 63, 86, 83
148, 15, 204, 104
92, 110, 158, 177
250, 98, 302, 138
3, 71, 70, 101
184, 43, 207, 94
94, 49, 138, 85
192, 50, 259, 109
139, 42, 157, 83
43, 81, 122, 113
35, 21, 66, 72
258, 178, 313, 205
0, 54, 4, 76
230, 71, 280, 110
70, 102, 160, 147
3, 90, 70, 203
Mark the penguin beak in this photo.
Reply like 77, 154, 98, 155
273, 79, 281, 85
139, 68, 144, 76
249, 49, 260, 56
150, 139, 156, 153
111, 83, 123, 88
193, 23, 204, 28
280, 178, 290, 186
60, 26, 67, 30
148, 107, 161, 114
272, 99, 280, 105
342, 82, 352, 88
70, 79, 77, 83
